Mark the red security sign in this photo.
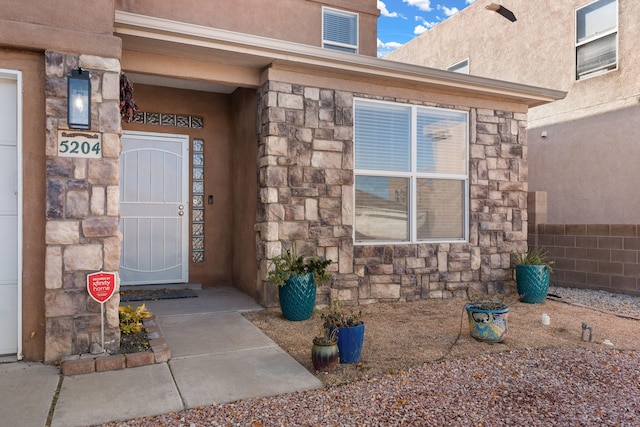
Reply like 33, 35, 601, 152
87, 272, 116, 303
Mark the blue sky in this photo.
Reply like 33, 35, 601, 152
377, 0, 477, 57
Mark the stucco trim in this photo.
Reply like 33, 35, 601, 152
0, 18, 121, 58
114, 11, 566, 108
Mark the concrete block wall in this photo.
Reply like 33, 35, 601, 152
527, 192, 640, 297
256, 80, 529, 307
530, 224, 640, 297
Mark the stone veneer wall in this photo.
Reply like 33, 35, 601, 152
44, 51, 122, 362
529, 224, 640, 297
256, 80, 529, 307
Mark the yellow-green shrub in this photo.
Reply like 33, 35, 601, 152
119, 304, 152, 334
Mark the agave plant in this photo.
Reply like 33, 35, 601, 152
511, 247, 554, 273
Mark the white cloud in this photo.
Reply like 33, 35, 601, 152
377, 39, 404, 50
378, 1, 398, 18
377, 38, 404, 57
402, 0, 432, 12
413, 24, 429, 35
413, 16, 438, 33
437, 5, 459, 16
466, 0, 477, 4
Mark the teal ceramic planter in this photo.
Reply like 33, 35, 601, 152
465, 302, 509, 343
516, 264, 550, 304
278, 273, 316, 321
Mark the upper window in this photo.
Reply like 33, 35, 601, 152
323, 7, 358, 54
447, 59, 469, 74
353, 99, 469, 243
576, 0, 617, 79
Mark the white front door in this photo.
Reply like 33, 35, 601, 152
119, 131, 189, 285
0, 71, 21, 356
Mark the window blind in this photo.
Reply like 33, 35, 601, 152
355, 102, 411, 172
416, 109, 467, 175
323, 9, 357, 47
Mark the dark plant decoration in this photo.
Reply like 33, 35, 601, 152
119, 73, 139, 122
321, 299, 363, 329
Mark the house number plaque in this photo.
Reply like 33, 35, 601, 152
57, 130, 102, 158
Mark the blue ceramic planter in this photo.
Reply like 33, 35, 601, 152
465, 303, 509, 343
332, 322, 365, 364
516, 264, 550, 304
278, 273, 316, 321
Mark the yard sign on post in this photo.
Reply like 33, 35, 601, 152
87, 271, 116, 352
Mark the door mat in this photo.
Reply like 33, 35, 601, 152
120, 288, 198, 302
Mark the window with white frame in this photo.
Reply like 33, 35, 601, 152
353, 99, 469, 243
576, 0, 617, 79
447, 59, 469, 74
322, 7, 358, 53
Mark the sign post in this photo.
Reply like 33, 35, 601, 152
87, 272, 116, 352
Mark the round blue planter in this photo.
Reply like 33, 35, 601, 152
278, 273, 316, 321
332, 322, 365, 364
515, 264, 550, 304
465, 303, 509, 343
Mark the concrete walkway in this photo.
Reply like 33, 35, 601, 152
0, 287, 322, 427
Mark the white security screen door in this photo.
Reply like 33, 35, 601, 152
0, 71, 21, 356
120, 131, 189, 285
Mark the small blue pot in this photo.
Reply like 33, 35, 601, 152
331, 322, 365, 364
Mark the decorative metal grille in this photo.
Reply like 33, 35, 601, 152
132, 112, 204, 129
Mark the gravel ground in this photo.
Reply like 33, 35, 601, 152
549, 286, 640, 319
104, 288, 640, 427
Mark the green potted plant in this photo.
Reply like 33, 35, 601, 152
267, 246, 332, 321
321, 300, 364, 364
511, 247, 554, 304
311, 327, 339, 372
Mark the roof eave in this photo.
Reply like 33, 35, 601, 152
114, 11, 566, 108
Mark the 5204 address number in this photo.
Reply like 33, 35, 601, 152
57, 131, 102, 158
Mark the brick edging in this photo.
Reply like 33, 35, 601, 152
60, 314, 171, 376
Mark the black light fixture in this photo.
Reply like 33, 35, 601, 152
486, 3, 517, 22
67, 68, 91, 130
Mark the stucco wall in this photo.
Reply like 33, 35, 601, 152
231, 88, 259, 298
528, 104, 640, 224
386, 0, 640, 126
0, 0, 120, 57
115, 0, 379, 57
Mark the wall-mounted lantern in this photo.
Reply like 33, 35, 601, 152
67, 68, 91, 130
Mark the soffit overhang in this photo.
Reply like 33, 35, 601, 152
114, 11, 566, 108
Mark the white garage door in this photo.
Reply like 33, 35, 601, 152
0, 70, 22, 357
